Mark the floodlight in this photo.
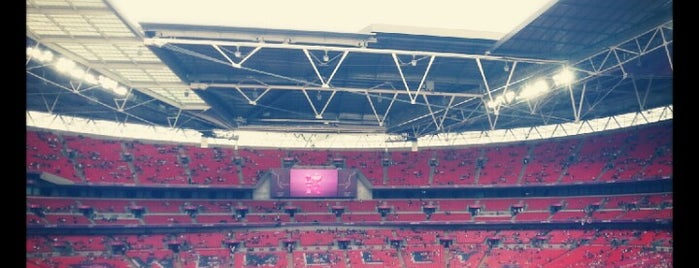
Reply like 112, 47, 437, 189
495, 95, 505, 104
55, 58, 76, 73
486, 99, 498, 109
40, 50, 54, 62
28, 48, 40, 58
553, 68, 575, 86
113, 86, 128, 96
98, 75, 118, 90
503, 91, 516, 103
69, 68, 86, 80
83, 74, 98, 85
533, 79, 549, 92
27, 48, 53, 62
519, 79, 549, 100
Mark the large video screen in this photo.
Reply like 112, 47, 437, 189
289, 168, 338, 197
270, 168, 357, 198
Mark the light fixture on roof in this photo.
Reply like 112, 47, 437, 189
485, 91, 516, 109
486, 99, 498, 109
410, 55, 417, 66
503, 62, 510, 72
98, 75, 119, 90
69, 68, 86, 80
553, 68, 575, 86
503, 91, 516, 103
55, 58, 76, 74
316, 90, 322, 101
27, 47, 53, 62
322, 50, 329, 62
83, 74, 98, 85
113, 86, 129, 96
519, 79, 549, 100
234, 46, 242, 58
28, 46, 130, 97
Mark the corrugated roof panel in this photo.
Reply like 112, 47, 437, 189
26, 13, 66, 36
86, 16, 134, 37
55, 43, 100, 61
66, 0, 105, 8
82, 43, 127, 61
30, 0, 71, 7
147, 87, 207, 105
29, 28, 67, 36
50, 14, 102, 36
114, 44, 161, 62
146, 69, 183, 83
114, 68, 154, 82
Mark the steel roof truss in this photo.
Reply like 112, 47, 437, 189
391, 97, 478, 131
365, 91, 397, 127
300, 88, 337, 119
582, 76, 625, 119
167, 108, 183, 128
438, 96, 456, 131
420, 94, 440, 131
571, 22, 671, 78
476, 58, 499, 130
303, 49, 348, 88
212, 44, 261, 68
659, 27, 673, 70
193, 83, 481, 98
27, 70, 156, 126
146, 38, 563, 64
632, 76, 653, 111
234, 86, 271, 106
392, 53, 436, 104
123, 98, 157, 112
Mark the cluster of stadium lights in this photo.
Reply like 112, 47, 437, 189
26, 46, 129, 96
485, 68, 575, 109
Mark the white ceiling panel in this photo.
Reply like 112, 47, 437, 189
55, 43, 100, 61
114, 68, 154, 82
28, 0, 215, 109
146, 69, 184, 83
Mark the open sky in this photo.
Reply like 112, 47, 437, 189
110, 0, 554, 39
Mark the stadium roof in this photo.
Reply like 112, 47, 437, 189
26, 0, 673, 142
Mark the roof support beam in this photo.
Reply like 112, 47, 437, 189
568, 82, 585, 122
391, 53, 436, 104
476, 58, 498, 130
145, 37, 564, 65
389, 97, 480, 131
303, 49, 348, 88
298, 88, 338, 119
482, 21, 672, 103
212, 44, 261, 68
659, 26, 673, 71
27, 70, 157, 126
300, 88, 320, 119
365, 91, 398, 127
233, 86, 272, 105
191, 83, 482, 98
630, 76, 653, 112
